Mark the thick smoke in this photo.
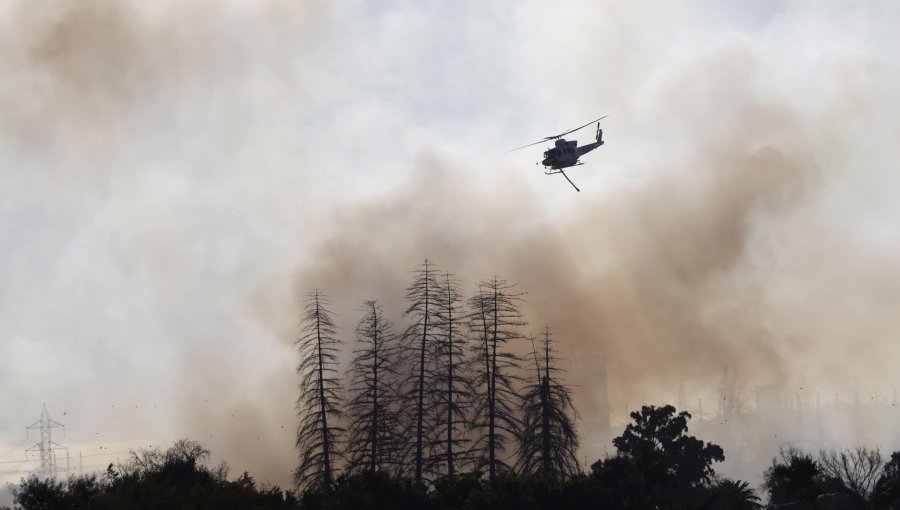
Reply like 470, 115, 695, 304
289, 31, 900, 471
2, 0, 899, 499
0, 0, 332, 490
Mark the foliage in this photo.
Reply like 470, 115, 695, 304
614, 404, 724, 488
12, 477, 68, 510
871, 451, 900, 509
589, 452, 675, 508
700, 478, 762, 510
35, 422, 900, 510
762, 447, 825, 506
13, 440, 299, 510
300, 470, 431, 510
295, 290, 345, 491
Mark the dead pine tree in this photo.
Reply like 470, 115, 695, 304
402, 259, 442, 483
468, 277, 526, 482
517, 326, 580, 479
428, 271, 474, 478
294, 289, 344, 491
345, 300, 405, 476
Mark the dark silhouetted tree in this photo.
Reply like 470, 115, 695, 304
345, 300, 405, 476
401, 260, 442, 483
302, 470, 431, 510
871, 450, 900, 508
762, 447, 824, 506
589, 452, 673, 508
295, 290, 344, 491
13, 477, 67, 510
516, 326, 579, 479
817, 446, 883, 502
468, 277, 526, 482
614, 404, 724, 489
13, 439, 300, 510
703, 478, 762, 510
427, 271, 474, 477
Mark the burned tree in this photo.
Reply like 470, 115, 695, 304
427, 271, 474, 477
294, 290, 344, 491
517, 326, 580, 478
402, 259, 443, 483
468, 277, 526, 482
345, 300, 405, 476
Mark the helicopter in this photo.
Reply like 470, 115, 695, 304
510, 115, 609, 191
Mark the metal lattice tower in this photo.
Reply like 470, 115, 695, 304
25, 404, 67, 479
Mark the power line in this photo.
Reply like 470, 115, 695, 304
0, 450, 132, 467
0, 458, 38, 465
0, 439, 31, 461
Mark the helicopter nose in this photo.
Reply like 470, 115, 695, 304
542, 158, 551, 166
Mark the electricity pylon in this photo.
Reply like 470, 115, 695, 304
26, 404, 67, 479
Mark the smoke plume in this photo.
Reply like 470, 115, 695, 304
2, 0, 899, 496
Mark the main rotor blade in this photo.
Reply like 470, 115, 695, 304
508, 114, 610, 152
508, 137, 554, 152
554, 114, 610, 139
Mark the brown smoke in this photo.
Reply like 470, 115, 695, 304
2, 0, 898, 496
0, 0, 333, 488
287, 38, 900, 439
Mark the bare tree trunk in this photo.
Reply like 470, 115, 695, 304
369, 303, 379, 472
315, 295, 332, 487
488, 283, 498, 482
403, 259, 440, 484
445, 275, 455, 477
415, 267, 429, 483
541, 339, 552, 477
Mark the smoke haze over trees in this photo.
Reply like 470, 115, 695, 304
2, 0, 900, 498
289, 263, 576, 488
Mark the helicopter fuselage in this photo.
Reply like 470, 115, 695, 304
511, 116, 608, 192
541, 137, 604, 170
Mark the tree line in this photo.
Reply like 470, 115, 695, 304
11, 259, 900, 508
7, 406, 734, 510
294, 260, 580, 490
11, 407, 900, 508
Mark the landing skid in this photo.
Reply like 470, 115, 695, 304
544, 163, 583, 192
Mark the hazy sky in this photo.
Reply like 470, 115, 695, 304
2, 0, 899, 491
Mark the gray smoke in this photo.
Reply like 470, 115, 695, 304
1, 0, 899, 497
0, 0, 333, 489
287, 8, 900, 479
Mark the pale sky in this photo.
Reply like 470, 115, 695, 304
2, 0, 900, 494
